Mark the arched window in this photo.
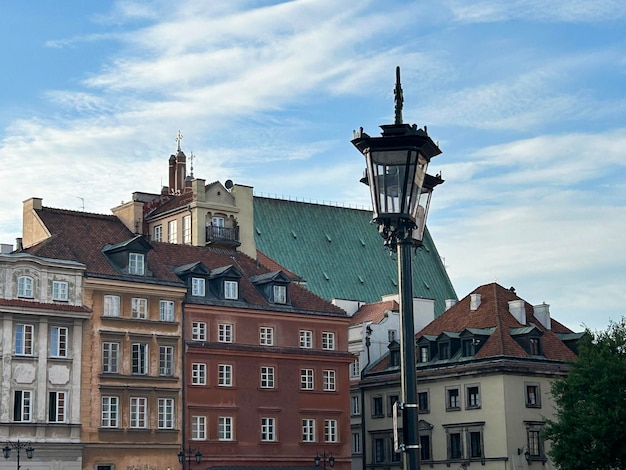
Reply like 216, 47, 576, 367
17, 276, 34, 298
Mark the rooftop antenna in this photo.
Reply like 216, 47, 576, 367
76, 197, 85, 211
176, 130, 183, 152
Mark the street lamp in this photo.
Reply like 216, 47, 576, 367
177, 447, 202, 470
314, 451, 335, 470
3, 440, 35, 470
352, 66, 443, 470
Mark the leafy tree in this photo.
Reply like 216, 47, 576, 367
544, 318, 626, 469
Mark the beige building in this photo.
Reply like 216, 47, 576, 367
357, 283, 582, 470
0, 252, 90, 469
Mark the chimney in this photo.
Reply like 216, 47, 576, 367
470, 294, 481, 311
445, 299, 457, 310
1, 243, 13, 254
508, 299, 526, 325
533, 303, 551, 330
15, 238, 23, 251
168, 155, 176, 193
176, 151, 186, 193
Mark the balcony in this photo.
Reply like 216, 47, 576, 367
206, 224, 240, 248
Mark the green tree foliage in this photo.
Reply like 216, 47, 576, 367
544, 318, 626, 469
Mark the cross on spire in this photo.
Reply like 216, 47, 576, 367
176, 130, 184, 151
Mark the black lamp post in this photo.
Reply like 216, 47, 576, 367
352, 66, 443, 470
177, 447, 202, 470
3, 440, 35, 470
314, 451, 335, 470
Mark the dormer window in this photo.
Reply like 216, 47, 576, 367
17, 276, 34, 298
192, 278, 206, 296
224, 280, 238, 300
273, 285, 287, 304
128, 253, 145, 275
419, 346, 430, 363
52, 281, 68, 301
439, 342, 450, 360
462, 339, 475, 357
529, 337, 541, 355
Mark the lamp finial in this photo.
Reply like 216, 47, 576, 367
394, 66, 403, 125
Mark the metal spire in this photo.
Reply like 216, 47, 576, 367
394, 66, 404, 125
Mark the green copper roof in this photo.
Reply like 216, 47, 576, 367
253, 196, 457, 317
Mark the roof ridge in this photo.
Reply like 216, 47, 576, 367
39, 206, 116, 219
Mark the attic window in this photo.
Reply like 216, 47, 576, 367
529, 337, 541, 355
224, 280, 239, 300
129, 253, 145, 275
191, 278, 206, 296
439, 342, 450, 360
419, 346, 430, 362
273, 285, 287, 304
462, 339, 475, 357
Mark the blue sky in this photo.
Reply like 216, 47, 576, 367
1, 0, 625, 331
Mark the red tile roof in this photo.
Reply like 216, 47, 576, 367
350, 300, 399, 326
0, 298, 91, 314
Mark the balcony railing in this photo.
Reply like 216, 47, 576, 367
206, 224, 240, 247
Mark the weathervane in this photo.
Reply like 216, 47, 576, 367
176, 130, 184, 152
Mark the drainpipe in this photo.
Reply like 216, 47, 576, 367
361, 325, 372, 470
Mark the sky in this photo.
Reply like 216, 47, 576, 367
1, 0, 625, 332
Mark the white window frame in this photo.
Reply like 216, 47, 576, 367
323, 369, 336, 391
52, 280, 68, 301
351, 395, 360, 415
261, 417, 276, 442
14, 390, 32, 422
153, 224, 162, 242
17, 276, 34, 298
301, 369, 314, 390
159, 300, 175, 322
192, 363, 207, 385
130, 397, 147, 428
218, 364, 233, 387
300, 330, 313, 349
302, 418, 316, 442
131, 343, 149, 375
159, 345, 174, 376
103, 295, 121, 317
273, 285, 287, 304
224, 280, 238, 300
324, 419, 338, 443
182, 215, 192, 244
218, 416, 233, 441
322, 331, 336, 350
192, 322, 207, 341
352, 432, 361, 454
101, 396, 119, 428
191, 278, 205, 296
49, 326, 68, 357
192, 415, 206, 440
466, 384, 481, 409
218, 323, 233, 343
128, 253, 145, 275
158, 397, 175, 429
102, 342, 120, 373
168, 220, 178, 244
350, 358, 360, 378
131, 297, 148, 319
259, 326, 274, 346
15, 324, 34, 355
260, 366, 275, 389
49, 391, 67, 423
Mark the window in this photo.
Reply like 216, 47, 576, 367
525, 422, 546, 460
160, 300, 175, 322
302, 418, 316, 442
445, 424, 485, 461
446, 387, 461, 410
273, 285, 287, 304
130, 397, 147, 428
260, 366, 275, 388
17, 276, 34, 298
466, 385, 481, 409
191, 278, 205, 296
418, 390, 430, 413
324, 419, 338, 443
388, 329, 397, 342
420, 434, 432, 461
322, 332, 336, 350
131, 297, 148, 319
350, 358, 360, 378
14, 391, 32, 422
261, 417, 276, 441
101, 396, 119, 428
300, 330, 313, 349
449, 432, 462, 459
323, 370, 336, 391
224, 280, 238, 300
218, 323, 233, 343
301, 369, 314, 390
419, 346, 430, 362
218, 364, 233, 386
525, 383, 541, 407
131, 343, 149, 375
103, 295, 121, 317
128, 253, 145, 275
352, 432, 361, 454
191, 322, 207, 341
529, 337, 541, 355
372, 396, 384, 417
49, 326, 68, 357
102, 342, 120, 373
192, 363, 207, 385
462, 339, 475, 357
159, 345, 174, 376
351, 395, 360, 415
192, 416, 206, 440
153, 224, 162, 242
182, 215, 191, 244
15, 324, 34, 355
260, 327, 274, 346
439, 342, 450, 359
469, 431, 482, 458
374, 438, 385, 463
52, 281, 68, 301
168, 220, 178, 243
219, 416, 233, 441
158, 398, 174, 429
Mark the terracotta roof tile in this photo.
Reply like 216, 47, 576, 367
350, 300, 399, 326
0, 298, 91, 314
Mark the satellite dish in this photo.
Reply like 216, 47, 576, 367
225, 179, 234, 190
